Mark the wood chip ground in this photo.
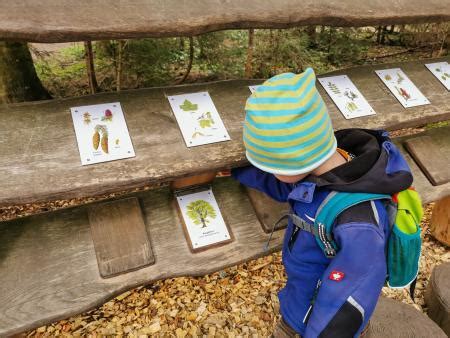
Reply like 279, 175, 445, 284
4, 203, 443, 337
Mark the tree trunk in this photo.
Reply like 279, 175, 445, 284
0, 41, 51, 104
116, 40, 125, 91
245, 29, 255, 78
84, 41, 99, 94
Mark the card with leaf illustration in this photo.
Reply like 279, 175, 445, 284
176, 187, 232, 252
167, 92, 231, 147
318, 75, 376, 119
375, 68, 430, 108
425, 62, 450, 91
70, 102, 135, 165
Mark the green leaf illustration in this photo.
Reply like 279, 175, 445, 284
180, 99, 198, 112
186, 199, 217, 228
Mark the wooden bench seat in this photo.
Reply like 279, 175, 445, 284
1, 0, 449, 43
1, 58, 449, 208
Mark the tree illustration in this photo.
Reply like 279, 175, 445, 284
186, 199, 217, 228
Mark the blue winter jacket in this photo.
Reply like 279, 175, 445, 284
232, 129, 413, 337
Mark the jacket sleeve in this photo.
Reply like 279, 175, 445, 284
304, 201, 388, 338
231, 166, 293, 203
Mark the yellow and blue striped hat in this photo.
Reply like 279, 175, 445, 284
244, 68, 337, 175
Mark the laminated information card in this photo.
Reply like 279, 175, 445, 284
425, 62, 450, 91
168, 92, 231, 147
176, 187, 232, 252
318, 75, 376, 119
70, 102, 135, 165
375, 68, 430, 108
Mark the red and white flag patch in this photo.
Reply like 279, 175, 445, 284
329, 270, 345, 282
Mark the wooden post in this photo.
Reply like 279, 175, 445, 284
116, 40, 125, 91
176, 36, 194, 84
84, 41, 99, 94
430, 196, 450, 246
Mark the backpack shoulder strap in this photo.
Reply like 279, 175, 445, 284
314, 191, 391, 257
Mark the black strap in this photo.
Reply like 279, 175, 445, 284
409, 277, 417, 302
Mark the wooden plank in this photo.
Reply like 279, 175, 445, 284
246, 187, 289, 233
404, 127, 450, 186
88, 197, 155, 278
1, 58, 450, 207
0, 177, 284, 336
425, 262, 450, 336
1, 0, 449, 43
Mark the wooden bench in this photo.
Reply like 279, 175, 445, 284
1, 0, 449, 42
1, 58, 450, 335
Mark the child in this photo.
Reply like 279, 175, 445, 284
232, 68, 413, 337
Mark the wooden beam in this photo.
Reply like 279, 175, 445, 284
0, 59, 450, 207
1, 0, 450, 43
430, 196, 450, 246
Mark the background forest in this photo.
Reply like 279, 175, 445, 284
29, 24, 449, 99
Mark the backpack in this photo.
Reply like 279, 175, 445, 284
285, 188, 423, 297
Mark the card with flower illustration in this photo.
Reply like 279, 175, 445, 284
167, 92, 231, 147
70, 102, 135, 165
175, 187, 232, 252
318, 75, 376, 119
425, 62, 450, 91
375, 68, 430, 108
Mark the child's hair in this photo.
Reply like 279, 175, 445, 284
243, 68, 336, 175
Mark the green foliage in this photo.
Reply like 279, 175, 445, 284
31, 24, 448, 98
180, 99, 198, 111
186, 199, 217, 228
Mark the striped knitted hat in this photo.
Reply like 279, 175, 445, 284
243, 68, 337, 175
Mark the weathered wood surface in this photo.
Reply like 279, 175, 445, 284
1, 0, 450, 43
425, 263, 450, 336
88, 197, 155, 278
404, 126, 450, 186
1, 58, 450, 208
430, 196, 450, 246
367, 296, 446, 337
0, 178, 284, 336
246, 187, 289, 233
394, 130, 450, 205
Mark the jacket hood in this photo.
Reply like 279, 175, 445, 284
307, 128, 413, 195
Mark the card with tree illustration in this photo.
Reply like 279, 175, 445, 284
167, 92, 231, 147
318, 75, 376, 119
70, 102, 135, 165
425, 62, 450, 91
375, 68, 430, 108
176, 187, 232, 252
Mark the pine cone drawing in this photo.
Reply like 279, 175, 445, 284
92, 130, 100, 150
101, 134, 109, 153
93, 125, 109, 153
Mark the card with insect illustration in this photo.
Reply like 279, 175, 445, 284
70, 102, 135, 165
318, 75, 376, 119
175, 187, 232, 252
375, 68, 430, 108
425, 62, 450, 91
167, 92, 231, 147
